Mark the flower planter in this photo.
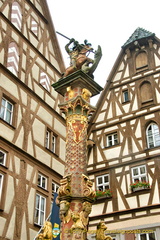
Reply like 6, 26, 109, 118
96, 195, 112, 200
132, 186, 149, 192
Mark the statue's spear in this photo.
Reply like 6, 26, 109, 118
56, 31, 70, 41
56, 31, 95, 53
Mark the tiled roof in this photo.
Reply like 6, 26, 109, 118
122, 27, 155, 48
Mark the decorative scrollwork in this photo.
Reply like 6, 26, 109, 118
58, 175, 71, 197
82, 174, 96, 199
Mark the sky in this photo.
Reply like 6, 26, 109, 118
46, 0, 160, 104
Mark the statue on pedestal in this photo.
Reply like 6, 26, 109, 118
63, 38, 102, 78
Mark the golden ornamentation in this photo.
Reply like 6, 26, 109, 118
82, 88, 92, 101
80, 202, 92, 227
82, 174, 96, 198
58, 175, 71, 197
37, 221, 52, 240
60, 200, 72, 224
71, 202, 92, 231
96, 221, 113, 240
67, 86, 74, 99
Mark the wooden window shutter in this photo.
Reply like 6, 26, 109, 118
125, 233, 135, 240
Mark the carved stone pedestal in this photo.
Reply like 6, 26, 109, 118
52, 71, 103, 240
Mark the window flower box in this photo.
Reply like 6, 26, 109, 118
130, 181, 150, 192
95, 189, 112, 200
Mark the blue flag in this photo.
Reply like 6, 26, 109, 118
50, 192, 60, 240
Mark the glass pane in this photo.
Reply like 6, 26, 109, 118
36, 195, 40, 209
133, 178, 139, 182
34, 209, 39, 223
104, 185, 109, 190
149, 232, 156, 240
7, 102, 12, 111
6, 111, 11, 124
42, 177, 46, 188
124, 91, 129, 101
133, 168, 138, 176
0, 151, 5, 165
0, 106, 5, 119
141, 176, 147, 182
41, 197, 45, 211
140, 166, 146, 174
37, 175, 41, 186
140, 234, 147, 240
98, 177, 102, 184
56, 185, 59, 192
104, 175, 108, 183
40, 212, 44, 225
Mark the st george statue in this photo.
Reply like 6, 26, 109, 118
62, 38, 102, 79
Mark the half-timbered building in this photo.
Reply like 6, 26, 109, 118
0, 0, 66, 239
88, 28, 160, 240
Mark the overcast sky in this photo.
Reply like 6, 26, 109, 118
46, 0, 160, 104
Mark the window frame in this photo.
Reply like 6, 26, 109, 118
0, 150, 7, 166
96, 174, 110, 191
37, 173, 47, 190
137, 231, 157, 240
146, 123, 160, 148
45, 129, 57, 154
34, 193, 46, 226
0, 173, 4, 202
0, 97, 14, 125
106, 132, 118, 147
122, 89, 129, 103
131, 165, 147, 183
52, 181, 59, 196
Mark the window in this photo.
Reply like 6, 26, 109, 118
146, 123, 160, 148
138, 231, 156, 240
31, 18, 38, 36
7, 42, 19, 76
136, 51, 148, 70
123, 90, 129, 102
0, 97, 14, 125
11, 2, 22, 31
34, 194, 46, 226
0, 174, 4, 201
37, 173, 47, 190
40, 72, 50, 92
140, 82, 153, 104
52, 181, 59, 196
106, 132, 118, 147
0, 150, 7, 166
45, 130, 56, 153
96, 174, 109, 191
131, 165, 147, 183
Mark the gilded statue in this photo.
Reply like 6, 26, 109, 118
59, 200, 72, 224
37, 221, 52, 240
96, 221, 112, 240
71, 202, 92, 231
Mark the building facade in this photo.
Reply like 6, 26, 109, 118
88, 28, 160, 240
1, 1, 160, 240
0, 0, 66, 239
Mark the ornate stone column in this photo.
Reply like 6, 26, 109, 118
52, 70, 103, 240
